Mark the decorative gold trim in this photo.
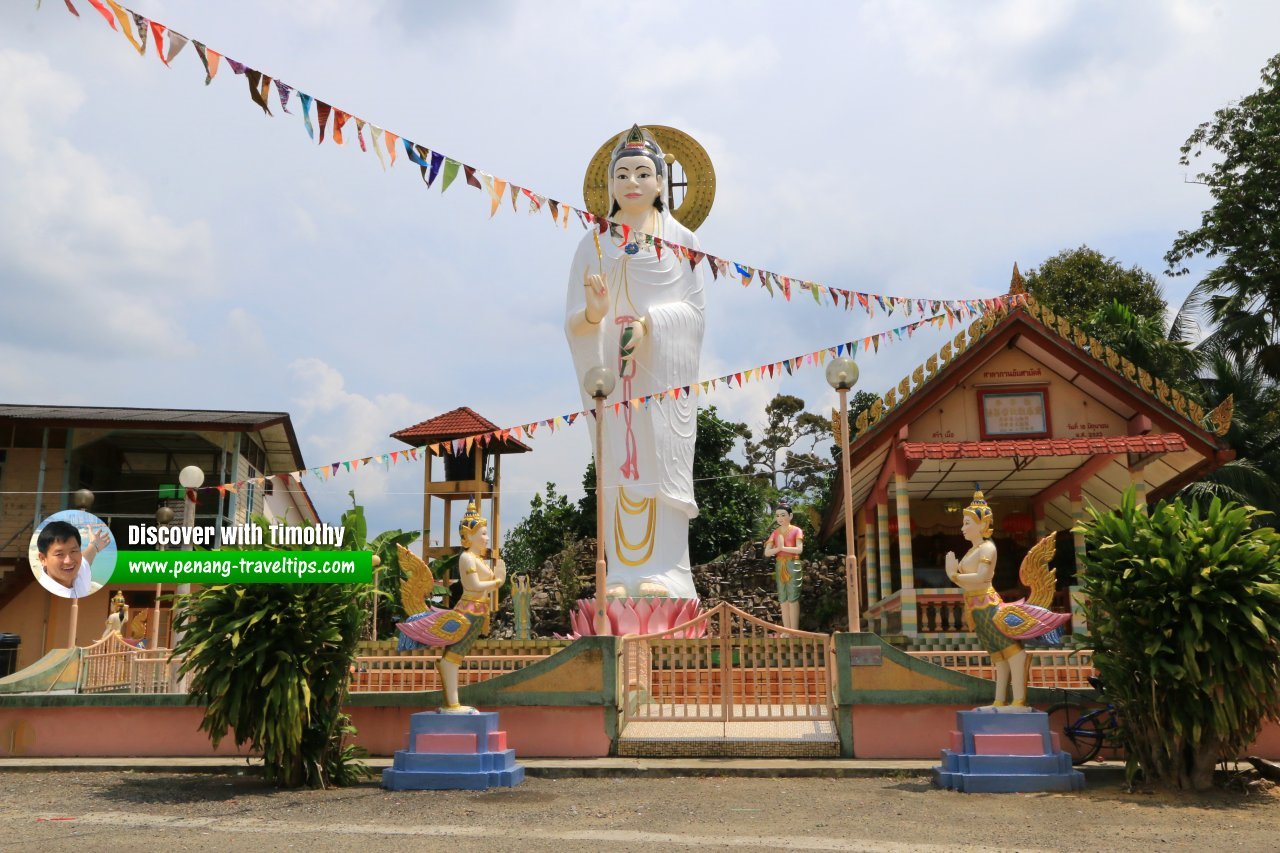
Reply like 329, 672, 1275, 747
1138, 368, 1154, 393
925, 354, 938, 379
1189, 401, 1205, 423
855, 409, 869, 434
869, 398, 884, 423
912, 365, 925, 389
1056, 317, 1072, 338
1208, 394, 1234, 437
884, 388, 897, 409
1073, 328, 1089, 350
613, 488, 656, 566
897, 376, 911, 400
939, 342, 953, 365
1171, 389, 1188, 418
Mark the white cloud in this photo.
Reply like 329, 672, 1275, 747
0, 49, 214, 359
647, 37, 781, 90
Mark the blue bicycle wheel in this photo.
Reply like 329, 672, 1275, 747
1046, 702, 1104, 764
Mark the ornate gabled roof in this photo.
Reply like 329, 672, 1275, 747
847, 295, 1231, 447
821, 285, 1235, 539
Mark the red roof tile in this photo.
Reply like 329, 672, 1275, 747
902, 433, 1187, 460
391, 406, 531, 452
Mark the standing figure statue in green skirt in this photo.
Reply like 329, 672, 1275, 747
764, 501, 805, 629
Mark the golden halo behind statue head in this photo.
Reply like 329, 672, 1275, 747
584, 125, 716, 231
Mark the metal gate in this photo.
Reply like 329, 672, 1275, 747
619, 601, 832, 727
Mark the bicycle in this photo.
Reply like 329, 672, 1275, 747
1045, 675, 1122, 765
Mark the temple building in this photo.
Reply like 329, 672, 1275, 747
0, 405, 318, 669
822, 283, 1234, 649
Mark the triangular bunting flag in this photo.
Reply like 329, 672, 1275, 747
86, 0, 114, 29
331, 108, 351, 143
441, 158, 461, 191
194, 42, 221, 85
164, 30, 190, 66
274, 79, 293, 113
299, 93, 315, 139
245, 69, 272, 115
315, 101, 332, 143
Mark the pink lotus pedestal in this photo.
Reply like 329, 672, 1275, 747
568, 597, 704, 637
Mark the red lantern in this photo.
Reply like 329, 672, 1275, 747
1002, 511, 1034, 536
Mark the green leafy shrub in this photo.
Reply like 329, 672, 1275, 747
173, 582, 369, 788
1078, 488, 1280, 790
172, 497, 382, 788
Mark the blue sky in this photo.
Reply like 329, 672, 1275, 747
1, 1, 1275, 546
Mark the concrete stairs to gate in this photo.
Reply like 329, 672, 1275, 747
618, 713, 840, 758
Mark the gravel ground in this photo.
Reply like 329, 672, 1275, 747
0, 770, 1276, 852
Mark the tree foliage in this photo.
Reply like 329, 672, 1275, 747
502, 482, 580, 576
743, 393, 832, 499
1179, 347, 1280, 515
1025, 246, 1169, 327
1080, 300, 1201, 393
689, 406, 772, 563
172, 501, 376, 788
1166, 52, 1280, 381
1078, 489, 1280, 791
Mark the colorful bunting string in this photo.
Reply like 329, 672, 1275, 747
53, 0, 1007, 320
201, 295, 1022, 493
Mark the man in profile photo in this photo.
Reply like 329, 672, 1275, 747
35, 520, 111, 599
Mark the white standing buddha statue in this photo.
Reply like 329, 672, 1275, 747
565, 125, 705, 600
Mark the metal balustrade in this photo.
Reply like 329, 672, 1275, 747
907, 648, 1095, 689
620, 602, 833, 727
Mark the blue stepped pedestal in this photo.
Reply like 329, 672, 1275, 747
933, 710, 1085, 793
382, 711, 526, 791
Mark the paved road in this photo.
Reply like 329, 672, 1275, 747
1, 771, 1276, 851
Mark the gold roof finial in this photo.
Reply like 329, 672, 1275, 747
1009, 263, 1026, 295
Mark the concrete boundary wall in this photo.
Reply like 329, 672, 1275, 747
3, 634, 1277, 760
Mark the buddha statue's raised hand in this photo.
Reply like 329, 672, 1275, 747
584, 272, 609, 324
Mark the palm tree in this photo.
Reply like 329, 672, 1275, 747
1179, 347, 1280, 515
1082, 300, 1202, 392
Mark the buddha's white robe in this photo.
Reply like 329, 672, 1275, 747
565, 212, 705, 599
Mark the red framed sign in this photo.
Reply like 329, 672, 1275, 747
977, 386, 1051, 440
